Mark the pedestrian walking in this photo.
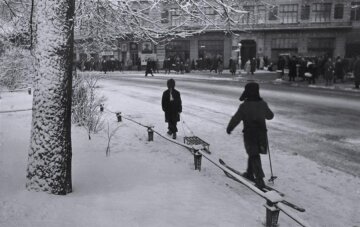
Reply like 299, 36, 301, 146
163, 58, 171, 74
324, 58, 334, 86
226, 82, 274, 189
229, 58, 237, 75
334, 56, 345, 83
245, 59, 251, 75
102, 58, 107, 74
277, 56, 285, 78
288, 56, 297, 81
145, 59, 154, 77
162, 79, 182, 139
353, 55, 360, 89
218, 57, 223, 75
304, 59, 316, 84
250, 58, 256, 75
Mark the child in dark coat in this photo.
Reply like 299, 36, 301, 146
162, 79, 182, 139
226, 82, 274, 189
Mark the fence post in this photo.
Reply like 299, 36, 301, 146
194, 152, 202, 171
116, 112, 122, 122
147, 127, 154, 141
264, 201, 280, 227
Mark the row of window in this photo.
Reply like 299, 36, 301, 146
242, 3, 346, 24
272, 38, 334, 49
165, 2, 360, 26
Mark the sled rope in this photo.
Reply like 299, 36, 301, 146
181, 115, 195, 136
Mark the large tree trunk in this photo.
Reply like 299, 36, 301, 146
26, 0, 75, 195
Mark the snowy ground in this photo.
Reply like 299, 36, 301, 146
0, 76, 359, 227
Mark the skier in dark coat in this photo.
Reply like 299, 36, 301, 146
162, 79, 182, 139
226, 82, 274, 189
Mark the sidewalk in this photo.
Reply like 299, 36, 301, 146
89, 69, 360, 93
166, 69, 360, 93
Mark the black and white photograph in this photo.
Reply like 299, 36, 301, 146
0, 1, 359, 227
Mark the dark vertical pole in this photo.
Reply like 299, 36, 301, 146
264, 201, 280, 227
194, 152, 202, 171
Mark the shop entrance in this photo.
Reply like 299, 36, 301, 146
240, 40, 256, 68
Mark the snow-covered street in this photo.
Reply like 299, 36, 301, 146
1, 73, 359, 226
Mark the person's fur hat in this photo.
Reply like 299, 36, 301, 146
239, 82, 261, 101
167, 79, 175, 89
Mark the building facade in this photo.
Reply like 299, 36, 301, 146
75, 0, 360, 69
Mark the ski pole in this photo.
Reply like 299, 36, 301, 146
266, 136, 277, 183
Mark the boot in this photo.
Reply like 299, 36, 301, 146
241, 172, 255, 182
255, 178, 266, 189
172, 133, 176, 139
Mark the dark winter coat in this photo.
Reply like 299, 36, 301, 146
227, 100, 274, 156
277, 57, 285, 71
102, 60, 107, 72
229, 59, 237, 73
288, 59, 297, 78
146, 61, 153, 73
162, 89, 182, 122
335, 59, 345, 79
250, 59, 256, 73
354, 59, 360, 82
324, 61, 334, 80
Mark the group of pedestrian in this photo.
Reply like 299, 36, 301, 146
194, 56, 223, 72
161, 78, 273, 189
244, 58, 257, 75
77, 58, 124, 72
163, 57, 191, 74
276, 54, 357, 87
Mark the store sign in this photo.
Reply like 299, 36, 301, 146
140, 53, 157, 65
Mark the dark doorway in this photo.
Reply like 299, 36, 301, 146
346, 43, 360, 58
240, 40, 256, 68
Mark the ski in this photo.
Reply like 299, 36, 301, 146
219, 159, 284, 195
219, 159, 305, 212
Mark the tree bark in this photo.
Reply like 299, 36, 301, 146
26, 0, 75, 195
